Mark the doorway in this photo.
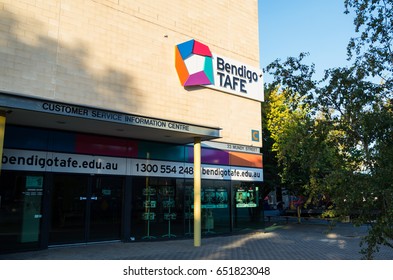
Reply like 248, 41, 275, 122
49, 174, 124, 245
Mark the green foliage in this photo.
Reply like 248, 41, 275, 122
263, 62, 340, 207
344, 0, 393, 89
264, 0, 393, 259
261, 87, 281, 197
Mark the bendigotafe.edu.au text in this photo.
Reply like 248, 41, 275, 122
2, 154, 119, 170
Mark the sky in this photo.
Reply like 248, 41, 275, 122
258, 0, 357, 84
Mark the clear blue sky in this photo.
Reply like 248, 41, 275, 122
258, 0, 357, 84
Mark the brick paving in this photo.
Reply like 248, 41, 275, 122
2, 223, 393, 260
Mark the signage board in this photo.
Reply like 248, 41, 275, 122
2, 149, 263, 182
175, 39, 264, 102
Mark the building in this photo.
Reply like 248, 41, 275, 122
0, 0, 263, 253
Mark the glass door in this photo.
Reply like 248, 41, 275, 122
49, 174, 123, 245
89, 176, 123, 241
49, 175, 88, 244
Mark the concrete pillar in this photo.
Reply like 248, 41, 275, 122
193, 137, 201, 247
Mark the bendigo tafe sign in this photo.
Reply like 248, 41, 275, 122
175, 39, 264, 102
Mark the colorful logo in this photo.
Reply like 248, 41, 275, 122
175, 39, 214, 86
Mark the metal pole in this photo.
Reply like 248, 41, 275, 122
194, 137, 201, 247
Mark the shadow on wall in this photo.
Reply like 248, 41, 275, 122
0, 7, 138, 112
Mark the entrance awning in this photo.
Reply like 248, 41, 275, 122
0, 92, 221, 144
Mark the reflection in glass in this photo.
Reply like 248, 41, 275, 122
232, 181, 263, 231
201, 180, 230, 235
130, 177, 184, 240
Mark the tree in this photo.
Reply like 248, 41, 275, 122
261, 86, 281, 202
263, 0, 393, 259
344, 0, 393, 91
264, 55, 341, 222
329, 0, 393, 259
316, 65, 393, 259
266, 85, 312, 222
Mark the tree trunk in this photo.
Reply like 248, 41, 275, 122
297, 205, 301, 224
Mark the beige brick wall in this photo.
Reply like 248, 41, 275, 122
0, 0, 262, 146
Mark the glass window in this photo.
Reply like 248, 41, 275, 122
201, 180, 230, 235
0, 171, 44, 253
4, 126, 49, 150
232, 181, 263, 232
130, 177, 184, 240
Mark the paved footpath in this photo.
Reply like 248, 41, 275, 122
2, 223, 393, 260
